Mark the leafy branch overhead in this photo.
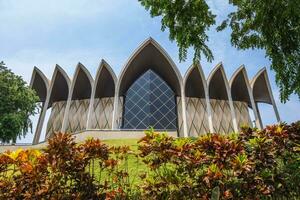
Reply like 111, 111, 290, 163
217, 0, 300, 102
139, 0, 300, 102
139, 0, 216, 63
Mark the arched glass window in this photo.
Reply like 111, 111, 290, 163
122, 69, 177, 130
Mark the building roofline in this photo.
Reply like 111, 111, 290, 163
47, 64, 71, 107
30, 66, 50, 89
229, 65, 246, 87
183, 62, 207, 88
95, 59, 117, 86
116, 37, 182, 96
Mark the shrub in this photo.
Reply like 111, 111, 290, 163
0, 133, 133, 199
138, 123, 300, 200
0, 122, 299, 199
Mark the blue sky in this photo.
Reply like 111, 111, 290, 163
0, 0, 299, 143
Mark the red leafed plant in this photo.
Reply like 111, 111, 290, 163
0, 132, 133, 199
138, 123, 300, 200
0, 122, 299, 199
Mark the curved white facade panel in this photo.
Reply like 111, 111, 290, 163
183, 64, 212, 136
30, 38, 280, 143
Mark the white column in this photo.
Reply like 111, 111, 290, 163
272, 101, 281, 123
111, 91, 119, 130
249, 96, 262, 129
228, 96, 239, 132
32, 96, 49, 144
61, 90, 72, 132
206, 98, 214, 133
86, 84, 95, 130
243, 70, 262, 129
254, 102, 264, 128
223, 69, 238, 132
253, 106, 263, 129
181, 87, 188, 138
264, 72, 281, 123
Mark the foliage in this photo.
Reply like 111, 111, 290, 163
217, 0, 300, 102
138, 0, 216, 63
137, 123, 300, 199
139, 0, 300, 102
0, 61, 39, 143
0, 122, 300, 199
0, 133, 135, 199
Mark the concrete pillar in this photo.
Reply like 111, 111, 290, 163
111, 92, 119, 130
181, 87, 188, 137
33, 99, 49, 144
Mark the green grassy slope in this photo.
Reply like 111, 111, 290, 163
103, 138, 139, 150
91, 139, 148, 186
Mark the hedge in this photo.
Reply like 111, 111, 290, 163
0, 122, 299, 199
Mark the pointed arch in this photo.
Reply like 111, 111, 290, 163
229, 66, 256, 129
63, 63, 94, 133
251, 68, 273, 104
48, 65, 71, 108
95, 60, 117, 98
184, 64, 206, 98
113, 38, 183, 135
230, 66, 251, 105
183, 64, 212, 136
88, 60, 117, 130
207, 63, 238, 133
70, 62, 93, 100
207, 63, 229, 100
251, 68, 280, 127
117, 38, 182, 96
30, 67, 49, 144
45, 65, 71, 138
30, 67, 49, 102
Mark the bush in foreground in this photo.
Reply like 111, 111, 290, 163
0, 122, 299, 199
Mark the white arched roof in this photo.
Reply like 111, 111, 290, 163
184, 63, 207, 98
251, 68, 273, 104
70, 62, 94, 100
207, 63, 230, 100
30, 67, 49, 102
94, 59, 117, 98
229, 66, 252, 106
48, 65, 71, 108
117, 37, 182, 96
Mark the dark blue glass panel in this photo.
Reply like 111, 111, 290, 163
122, 69, 177, 130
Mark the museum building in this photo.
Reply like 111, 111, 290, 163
30, 38, 280, 144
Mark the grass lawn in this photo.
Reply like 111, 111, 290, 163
90, 138, 148, 186
102, 138, 140, 151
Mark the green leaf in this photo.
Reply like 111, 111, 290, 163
138, 0, 216, 63
0, 62, 39, 143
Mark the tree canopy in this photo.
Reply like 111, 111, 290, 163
139, 0, 300, 102
218, 0, 300, 103
139, 0, 216, 62
0, 62, 39, 143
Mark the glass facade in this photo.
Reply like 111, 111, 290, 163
122, 69, 177, 130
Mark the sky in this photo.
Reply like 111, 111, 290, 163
0, 0, 299, 143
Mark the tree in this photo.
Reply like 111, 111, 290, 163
139, 0, 300, 102
138, 0, 216, 62
0, 62, 39, 143
218, 0, 300, 102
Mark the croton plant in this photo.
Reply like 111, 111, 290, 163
0, 122, 299, 199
